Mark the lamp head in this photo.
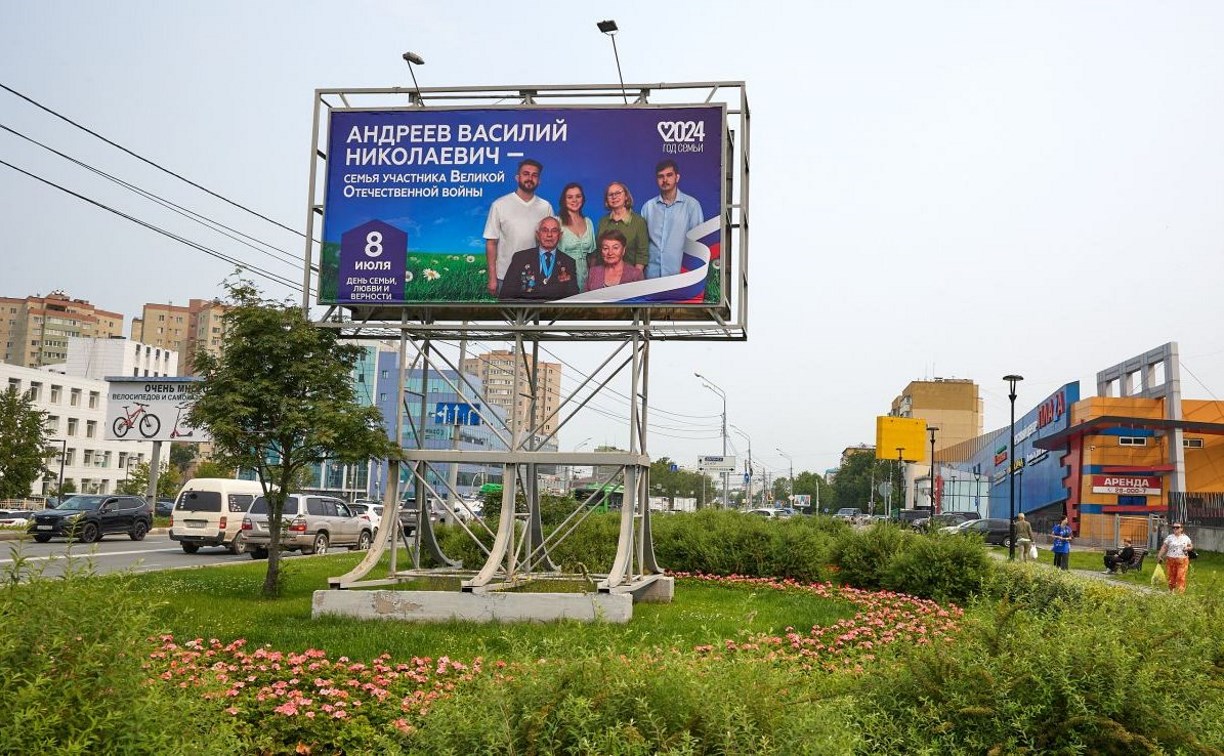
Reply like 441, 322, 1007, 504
402, 51, 425, 66
597, 19, 619, 34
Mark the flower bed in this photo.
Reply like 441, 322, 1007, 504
146, 575, 964, 751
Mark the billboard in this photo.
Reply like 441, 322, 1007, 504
318, 105, 726, 309
876, 416, 927, 462
104, 378, 208, 443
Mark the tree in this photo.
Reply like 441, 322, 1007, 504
829, 450, 897, 514
0, 385, 52, 499
792, 470, 831, 512
192, 459, 236, 480
117, 461, 181, 498
649, 457, 716, 509
169, 443, 198, 475
187, 279, 401, 596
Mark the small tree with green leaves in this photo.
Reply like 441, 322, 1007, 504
0, 386, 52, 499
187, 280, 400, 596
117, 462, 180, 498
191, 459, 236, 480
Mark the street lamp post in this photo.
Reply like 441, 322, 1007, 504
895, 447, 905, 515
926, 426, 939, 514
48, 439, 67, 500
731, 425, 752, 509
567, 437, 592, 494
1004, 374, 1024, 561
776, 449, 794, 507
694, 373, 728, 509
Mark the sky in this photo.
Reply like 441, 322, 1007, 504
3, 1, 1224, 484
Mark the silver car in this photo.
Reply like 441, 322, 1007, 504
242, 494, 373, 559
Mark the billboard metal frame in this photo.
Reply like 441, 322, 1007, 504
303, 81, 750, 342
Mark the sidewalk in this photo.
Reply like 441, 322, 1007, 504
986, 547, 1158, 593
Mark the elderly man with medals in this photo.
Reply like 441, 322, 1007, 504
499, 216, 580, 300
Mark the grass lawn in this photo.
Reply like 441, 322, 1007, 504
134, 550, 859, 662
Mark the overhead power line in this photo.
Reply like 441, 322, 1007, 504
0, 122, 307, 271
0, 157, 307, 294
0, 81, 307, 240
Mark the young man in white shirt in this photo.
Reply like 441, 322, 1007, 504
484, 159, 553, 296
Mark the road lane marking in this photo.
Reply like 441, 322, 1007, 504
0, 548, 189, 564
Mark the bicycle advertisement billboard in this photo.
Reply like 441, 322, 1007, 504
318, 105, 727, 311
104, 378, 209, 443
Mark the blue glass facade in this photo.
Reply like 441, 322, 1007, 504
946, 382, 1081, 518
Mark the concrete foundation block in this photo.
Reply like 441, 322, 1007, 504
312, 589, 634, 624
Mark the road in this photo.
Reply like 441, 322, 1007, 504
0, 531, 259, 579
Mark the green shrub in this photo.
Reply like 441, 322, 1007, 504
0, 551, 240, 755
832, 521, 913, 589
435, 510, 844, 584
407, 650, 862, 755
881, 533, 993, 603
854, 591, 1224, 754
651, 510, 842, 582
979, 558, 1097, 612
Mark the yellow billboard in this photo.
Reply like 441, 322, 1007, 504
876, 416, 927, 462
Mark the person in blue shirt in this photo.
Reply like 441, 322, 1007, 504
641, 159, 704, 279
1051, 515, 1073, 570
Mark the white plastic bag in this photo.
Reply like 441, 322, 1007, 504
1028, 544, 1038, 561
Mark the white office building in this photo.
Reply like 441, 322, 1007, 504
1, 362, 153, 496
64, 336, 179, 380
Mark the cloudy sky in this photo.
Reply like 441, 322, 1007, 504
3, 1, 1223, 481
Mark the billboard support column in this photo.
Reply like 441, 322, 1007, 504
146, 441, 162, 503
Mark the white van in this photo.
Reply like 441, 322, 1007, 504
169, 478, 267, 555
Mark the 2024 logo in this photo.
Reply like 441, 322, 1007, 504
656, 120, 706, 143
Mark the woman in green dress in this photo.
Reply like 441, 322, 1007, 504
558, 183, 595, 290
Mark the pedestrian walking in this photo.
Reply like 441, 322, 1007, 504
1015, 512, 1035, 562
1157, 522, 1194, 593
1051, 515, 1072, 570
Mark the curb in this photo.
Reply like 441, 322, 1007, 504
0, 526, 170, 542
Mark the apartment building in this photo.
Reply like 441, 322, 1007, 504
461, 349, 563, 439
0, 292, 123, 368
131, 299, 227, 375
890, 377, 983, 451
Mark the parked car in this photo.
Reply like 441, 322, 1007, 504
27, 495, 152, 543
170, 478, 266, 555
913, 512, 975, 532
348, 501, 386, 534
895, 509, 932, 527
243, 494, 374, 559
746, 507, 782, 518
0, 510, 31, 528
942, 517, 1014, 546
154, 499, 176, 517
834, 507, 864, 521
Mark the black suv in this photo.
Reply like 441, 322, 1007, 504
28, 495, 153, 543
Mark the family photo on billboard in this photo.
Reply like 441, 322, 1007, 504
318, 106, 725, 308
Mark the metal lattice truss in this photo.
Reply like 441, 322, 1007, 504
328, 327, 661, 593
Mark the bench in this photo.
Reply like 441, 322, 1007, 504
1104, 547, 1147, 574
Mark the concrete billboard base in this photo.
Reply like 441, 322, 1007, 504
312, 588, 635, 624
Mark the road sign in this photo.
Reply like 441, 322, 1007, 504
433, 402, 482, 426
697, 455, 737, 473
